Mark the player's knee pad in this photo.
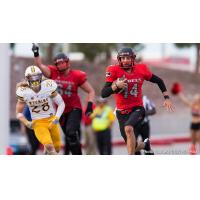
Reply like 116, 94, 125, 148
67, 130, 80, 146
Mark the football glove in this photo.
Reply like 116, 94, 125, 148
85, 101, 93, 116
32, 43, 39, 57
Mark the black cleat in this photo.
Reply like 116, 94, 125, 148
144, 138, 154, 155
144, 150, 154, 155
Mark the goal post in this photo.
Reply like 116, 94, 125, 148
0, 44, 10, 154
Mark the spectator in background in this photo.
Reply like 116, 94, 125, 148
21, 106, 40, 155
90, 97, 115, 155
135, 95, 156, 155
178, 93, 200, 154
82, 103, 97, 155
172, 82, 200, 154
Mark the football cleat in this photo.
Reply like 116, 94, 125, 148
144, 138, 154, 155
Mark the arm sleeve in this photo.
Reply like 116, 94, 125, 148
149, 74, 167, 93
101, 82, 115, 98
52, 94, 65, 119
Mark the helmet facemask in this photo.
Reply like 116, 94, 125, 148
55, 58, 70, 73
117, 48, 136, 70
24, 66, 43, 90
54, 53, 70, 73
26, 73, 42, 89
118, 56, 135, 69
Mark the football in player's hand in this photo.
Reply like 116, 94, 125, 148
171, 82, 182, 95
112, 78, 127, 93
111, 80, 120, 93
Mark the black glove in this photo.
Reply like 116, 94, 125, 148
85, 102, 93, 116
32, 43, 39, 57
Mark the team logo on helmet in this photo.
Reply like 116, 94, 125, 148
31, 66, 36, 73
54, 53, 69, 65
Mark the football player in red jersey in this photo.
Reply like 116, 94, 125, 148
101, 47, 174, 155
32, 44, 95, 155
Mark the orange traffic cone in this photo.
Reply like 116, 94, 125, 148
6, 146, 13, 155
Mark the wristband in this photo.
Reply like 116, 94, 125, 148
34, 52, 39, 57
164, 95, 170, 99
87, 101, 93, 108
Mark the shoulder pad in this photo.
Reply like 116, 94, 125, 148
42, 79, 57, 93
73, 69, 86, 76
106, 65, 119, 71
16, 87, 27, 101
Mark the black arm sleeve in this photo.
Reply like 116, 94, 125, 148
101, 82, 114, 98
149, 74, 167, 93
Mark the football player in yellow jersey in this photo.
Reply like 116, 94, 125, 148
16, 65, 65, 155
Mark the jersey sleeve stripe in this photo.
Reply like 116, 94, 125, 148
16, 95, 24, 101
51, 90, 57, 95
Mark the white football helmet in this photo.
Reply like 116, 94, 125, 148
25, 65, 42, 88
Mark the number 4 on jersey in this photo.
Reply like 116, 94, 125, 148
124, 83, 138, 98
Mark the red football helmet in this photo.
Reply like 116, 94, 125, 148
117, 47, 136, 69
54, 53, 70, 72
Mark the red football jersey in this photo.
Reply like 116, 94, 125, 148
48, 66, 87, 113
105, 64, 152, 110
